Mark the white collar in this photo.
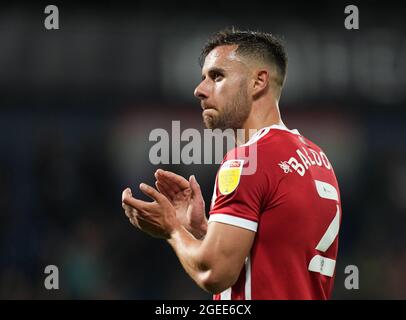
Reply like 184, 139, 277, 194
242, 124, 301, 146
267, 124, 300, 135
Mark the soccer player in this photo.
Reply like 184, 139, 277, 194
122, 29, 342, 299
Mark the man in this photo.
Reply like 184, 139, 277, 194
122, 29, 342, 299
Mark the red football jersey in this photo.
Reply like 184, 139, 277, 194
209, 124, 342, 300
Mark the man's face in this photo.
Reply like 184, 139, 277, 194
194, 45, 252, 130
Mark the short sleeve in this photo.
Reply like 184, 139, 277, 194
209, 146, 268, 232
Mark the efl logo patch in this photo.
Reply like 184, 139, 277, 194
218, 159, 244, 195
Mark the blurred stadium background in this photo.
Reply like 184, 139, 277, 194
1, 1, 405, 299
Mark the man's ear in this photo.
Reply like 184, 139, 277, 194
252, 69, 269, 97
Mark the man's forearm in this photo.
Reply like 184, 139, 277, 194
167, 226, 211, 291
167, 225, 226, 294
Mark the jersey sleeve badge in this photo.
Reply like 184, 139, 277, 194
218, 159, 244, 195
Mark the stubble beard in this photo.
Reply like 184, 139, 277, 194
203, 80, 251, 131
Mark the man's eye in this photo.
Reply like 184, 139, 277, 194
213, 73, 223, 81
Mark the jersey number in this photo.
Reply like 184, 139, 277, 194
308, 180, 340, 277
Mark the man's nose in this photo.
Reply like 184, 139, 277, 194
194, 81, 208, 100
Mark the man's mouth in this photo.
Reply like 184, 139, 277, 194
202, 108, 216, 117
201, 103, 216, 111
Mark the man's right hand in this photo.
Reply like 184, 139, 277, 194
154, 169, 207, 239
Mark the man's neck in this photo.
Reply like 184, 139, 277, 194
235, 102, 284, 146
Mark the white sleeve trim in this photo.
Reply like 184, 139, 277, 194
208, 214, 258, 232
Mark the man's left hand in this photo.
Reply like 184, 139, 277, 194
122, 184, 180, 239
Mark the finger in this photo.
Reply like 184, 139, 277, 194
122, 189, 136, 217
128, 205, 150, 220
155, 170, 180, 193
163, 170, 189, 190
123, 205, 131, 218
139, 183, 167, 204
155, 181, 164, 194
156, 178, 176, 198
124, 204, 138, 219
157, 170, 189, 192
155, 168, 165, 177
136, 214, 164, 230
123, 193, 151, 212
122, 200, 133, 210
156, 181, 175, 200
189, 175, 203, 197
122, 188, 132, 202
129, 216, 140, 228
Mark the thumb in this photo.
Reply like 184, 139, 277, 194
189, 175, 202, 196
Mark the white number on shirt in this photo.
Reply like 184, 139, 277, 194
307, 180, 340, 277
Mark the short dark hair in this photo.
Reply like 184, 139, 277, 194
199, 27, 288, 86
